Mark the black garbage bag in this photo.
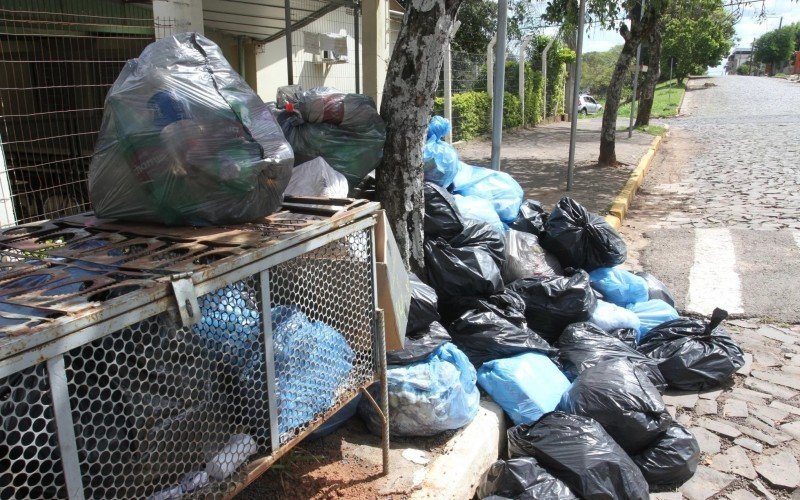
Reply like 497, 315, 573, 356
450, 219, 506, 266
634, 272, 676, 307
387, 321, 451, 365
508, 199, 549, 236
424, 238, 503, 297
424, 182, 465, 240
557, 359, 672, 453
633, 422, 700, 486
540, 197, 627, 271
557, 323, 666, 391
636, 308, 745, 391
477, 458, 577, 500
507, 412, 649, 500
439, 290, 554, 367
610, 328, 639, 349
407, 273, 440, 334
508, 270, 597, 343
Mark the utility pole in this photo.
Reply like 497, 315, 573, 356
490, 0, 508, 171
566, 0, 586, 191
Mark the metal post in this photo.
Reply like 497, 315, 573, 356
542, 37, 555, 119
284, 0, 293, 84
260, 270, 281, 451
628, 0, 645, 138
490, 0, 508, 171
519, 35, 532, 128
444, 21, 460, 143
354, 2, 361, 93
47, 356, 86, 500
566, 0, 586, 191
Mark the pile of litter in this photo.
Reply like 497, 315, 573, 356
376, 117, 745, 498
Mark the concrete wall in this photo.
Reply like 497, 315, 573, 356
153, 0, 204, 35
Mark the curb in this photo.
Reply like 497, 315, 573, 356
604, 124, 669, 229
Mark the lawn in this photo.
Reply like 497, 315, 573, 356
580, 79, 686, 119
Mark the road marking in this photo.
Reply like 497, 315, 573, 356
687, 228, 744, 315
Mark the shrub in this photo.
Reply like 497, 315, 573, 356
736, 64, 751, 75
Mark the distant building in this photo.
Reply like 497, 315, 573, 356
726, 48, 752, 74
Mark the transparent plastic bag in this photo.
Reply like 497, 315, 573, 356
503, 230, 563, 282
590, 300, 642, 332
276, 87, 385, 186
453, 163, 524, 223
359, 343, 480, 437
283, 157, 349, 198
423, 116, 460, 188
89, 33, 294, 226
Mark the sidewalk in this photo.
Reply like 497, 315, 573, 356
456, 118, 658, 215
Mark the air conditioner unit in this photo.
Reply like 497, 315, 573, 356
305, 32, 349, 64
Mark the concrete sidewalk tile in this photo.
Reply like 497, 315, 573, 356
697, 417, 742, 439
690, 427, 722, 455
650, 493, 682, 500
680, 465, 735, 500
733, 437, 763, 453
751, 370, 800, 391
782, 365, 800, 375
699, 389, 724, 400
709, 445, 757, 479
753, 352, 781, 368
754, 450, 800, 489
736, 353, 753, 376
664, 391, 700, 408
748, 403, 789, 426
755, 325, 796, 344
695, 399, 718, 416
780, 420, 800, 440
727, 320, 759, 329
745, 378, 798, 400
725, 489, 759, 500
730, 387, 771, 404
723, 400, 748, 418
769, 400, 800, 416
752, 480, 776, 500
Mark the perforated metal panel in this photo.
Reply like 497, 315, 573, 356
0, 363, 68, 500
269, 228, 375, 443
63, 275, 270, 499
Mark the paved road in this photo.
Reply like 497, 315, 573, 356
623, 76, 800, 322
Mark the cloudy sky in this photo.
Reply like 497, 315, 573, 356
540, 0, 800, 75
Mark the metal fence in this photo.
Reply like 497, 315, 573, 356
0, 198, 387, 499
0, 2, 165, 228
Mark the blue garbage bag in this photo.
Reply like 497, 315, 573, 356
271, 305, 355, 436
453, 194, 504, 232
359, 342, 480, 437
193, 282, 262, 380
589, 267, 649, 307
627, 299, 680, 341
452, 162, 524, 223
477, 352, 570, 425
423, 116, 460, 188
590, 300, 641, 332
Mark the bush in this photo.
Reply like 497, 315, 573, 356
434, 90, 525, 142
736, 64, 751, 75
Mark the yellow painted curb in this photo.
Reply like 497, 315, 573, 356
604, 126, 668, 229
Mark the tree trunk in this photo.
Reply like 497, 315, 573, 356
635, 22, 663, 127
376, 0, 462, 273
598, 31, 637, 165
599, 1, 663, 166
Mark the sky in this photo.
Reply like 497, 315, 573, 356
539, 0, 800, 75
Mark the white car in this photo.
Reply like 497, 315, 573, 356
578, 95, 603, 115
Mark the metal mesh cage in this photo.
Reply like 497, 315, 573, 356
63, 275, 270, 499
0, 363, 68, 500
269, 228, 375, 444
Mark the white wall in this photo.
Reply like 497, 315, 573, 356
153, 0, 204, 36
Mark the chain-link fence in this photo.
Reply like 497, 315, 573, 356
0, 1, 166, 229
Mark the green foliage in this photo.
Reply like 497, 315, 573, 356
753, 23, 800, 68
548, 62, 567, 116
661, 0, 736, 81
736, 63, 752, 75
453, 0, 541, 55
580, 45, 623, 96
503, 92, 522, 129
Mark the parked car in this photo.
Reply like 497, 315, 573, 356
578, 95, 603, 115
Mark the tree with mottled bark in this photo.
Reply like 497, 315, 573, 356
634, 18, 663, 127
376, 0, 463, 272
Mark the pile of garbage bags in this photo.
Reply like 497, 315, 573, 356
411, 116, 743, 499
89, 33, 294, 226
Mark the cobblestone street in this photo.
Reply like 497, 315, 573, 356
623, 76, 800, 499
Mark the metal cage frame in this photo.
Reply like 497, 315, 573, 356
0, 197, 389, 499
